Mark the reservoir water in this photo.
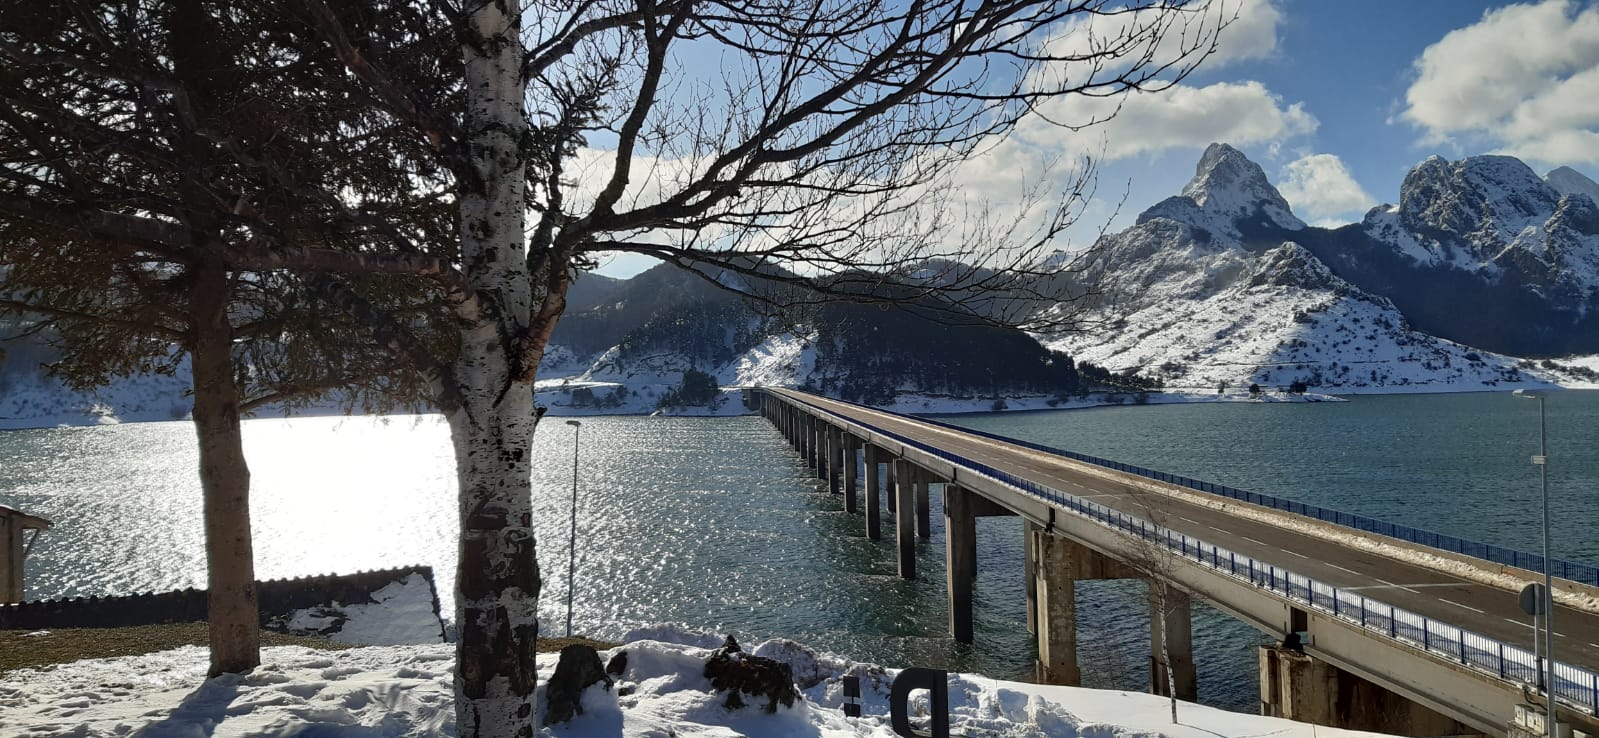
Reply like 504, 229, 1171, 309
3, 391, 1597, 713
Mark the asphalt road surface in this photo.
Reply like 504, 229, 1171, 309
773, 389, 1599, 672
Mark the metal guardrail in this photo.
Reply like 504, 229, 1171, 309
766, 390, 1599, 715
892, 409, 1599, 587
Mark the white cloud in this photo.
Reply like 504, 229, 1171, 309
1022, 80, 1316, 161
1401, 0, 1599, 166
1033, 0, 1281, 89
1276, 154, 1376, 223
1211, 0, 1284, 66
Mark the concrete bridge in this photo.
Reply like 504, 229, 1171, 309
757, 388, 1599, 738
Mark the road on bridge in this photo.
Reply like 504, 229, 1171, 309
774, 389, 1599, 672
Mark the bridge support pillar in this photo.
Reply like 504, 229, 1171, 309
1150, 588, 1196, 702
831, 428, 844, 495
945, 484, 977, 643
799, 414, 810, 465
1259, 646, 1475, 736
864, 445, 882, 540
1030, 532, 1139, 685
842, 436, 858, 514
1032, 529, 1079, 684
885, 456, 898, 514
944, 485, 1016, 644
896, 460, 916, 580
812, 420, 824, 478
1024, 519, 1038, 635
915, 474, 932, 540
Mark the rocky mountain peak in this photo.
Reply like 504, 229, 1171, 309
1547, 166, 1599, 205
1182, 143, 1286, 210
1136, 143, 1305, 239
1398, 154, 1562, 239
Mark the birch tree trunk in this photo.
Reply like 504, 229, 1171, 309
190, 258, 261, 676
450, 2, 541, 735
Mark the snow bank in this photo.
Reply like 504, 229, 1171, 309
0, 635, 1402, 738
267, 572, 446, 645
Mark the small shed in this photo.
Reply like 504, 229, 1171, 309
0, 504, 51, 604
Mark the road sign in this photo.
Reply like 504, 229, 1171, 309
1521, 582, 1546, 616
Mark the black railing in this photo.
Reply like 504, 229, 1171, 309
765, 389, 1599, 714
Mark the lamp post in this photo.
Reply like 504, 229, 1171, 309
564, 419, 582, 638
1514, 389, 1557, 736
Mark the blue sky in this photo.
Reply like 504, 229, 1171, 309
591, 0, 1599, 277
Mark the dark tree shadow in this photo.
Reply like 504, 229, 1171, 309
133, 676, 242, 738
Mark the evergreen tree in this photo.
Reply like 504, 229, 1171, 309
0, 0, 454, 675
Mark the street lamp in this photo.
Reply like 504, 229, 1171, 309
1514, 389, 1558, 736
564, 419, 582, 638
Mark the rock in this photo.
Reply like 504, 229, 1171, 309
605, 650, 628, 677
703, 634, 799, 713
751, 638, 831, 689
543, 644, 613, 726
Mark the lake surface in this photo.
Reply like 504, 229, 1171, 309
2, 391, 1595, 713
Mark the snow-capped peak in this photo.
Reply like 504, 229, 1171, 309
1547, 166, 1599, 205
1398, 154, 1561, 240
1136, 143, 1305, 240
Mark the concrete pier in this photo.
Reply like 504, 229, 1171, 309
945, 485, 1015, 643
1260, 646, 1475, 736
812, 419, 824, 477
831, 428, 845, 495
864, 445, 882, 540
885, 457, 898, 514
896, 460, 917, 579
1026, 530, 1191, 693
843, 436, 859, 514
1150, 588, 1197, 701
945, 484, 977, 643
1032, 530, 1080, 684
915, 473, 932, 540
759, 390, 1541, 736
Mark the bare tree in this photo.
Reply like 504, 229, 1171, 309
1122, 485, 1202, 723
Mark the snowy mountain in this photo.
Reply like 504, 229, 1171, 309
10, 145, 1599, 427
1044, 144, 1590, 394
538, 266, 1094, 415
1288, 155, 1599, 357
1137, 142, 1306, 241
1548, 166, 1599, 204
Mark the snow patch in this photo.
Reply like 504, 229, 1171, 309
0, 639, 1404, 738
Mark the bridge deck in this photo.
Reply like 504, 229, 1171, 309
775, 389, 1599, 671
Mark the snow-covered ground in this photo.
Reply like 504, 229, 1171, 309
0, 631, 1396, 738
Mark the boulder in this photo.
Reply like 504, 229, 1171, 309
543, 644, 613, 725
703, 635, 798, 713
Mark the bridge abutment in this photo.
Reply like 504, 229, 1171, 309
1260, 646, 1477, 736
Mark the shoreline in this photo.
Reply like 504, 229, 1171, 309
6, 384, 1595, 432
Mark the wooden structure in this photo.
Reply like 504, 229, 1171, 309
0, 504, 51, 603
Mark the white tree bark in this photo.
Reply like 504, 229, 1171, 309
450, 2, 540, 736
